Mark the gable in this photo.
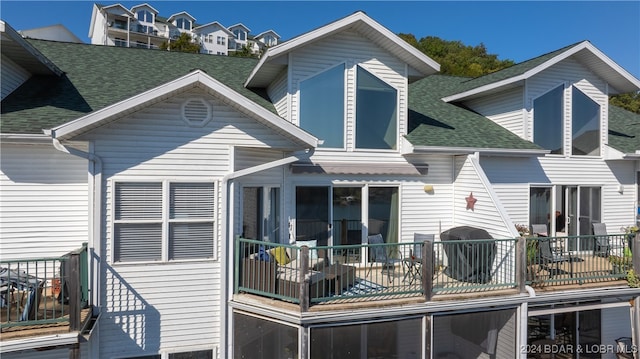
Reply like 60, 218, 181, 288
245, 11, 439, 88
0, 40, 275, 135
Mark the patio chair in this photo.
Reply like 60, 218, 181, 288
531, 224, 548, 237
538, 238, 572, 278
402, 233, 434, 285
593, 222, 610, 257
366, 234, 404, 283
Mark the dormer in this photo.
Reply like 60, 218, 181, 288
245, 11, 439, 152
441, 41, 640, 158
228, 23, 250, 49
131, 3, 158, 25
168, 11, 196, 32
255, 30, 280, 47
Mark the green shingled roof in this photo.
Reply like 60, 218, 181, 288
406, 75, 543, 150
442, 42, 584, 97
1, 40, 274, 134
608, 105, 640, 154
3, 39, 638, 154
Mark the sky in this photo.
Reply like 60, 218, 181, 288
1, 1, 639, 78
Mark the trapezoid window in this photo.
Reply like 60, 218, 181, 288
356, 66, 397, 150
299, 64, 345, 148
572, 87, 600, 156
533, 85, 564, 154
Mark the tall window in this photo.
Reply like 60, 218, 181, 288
299, 64, 345, 148
356, 66, 397, 150
572, 87, 600, 156
114, 182, 215, 262
233, 29, 246, 41
136, 10, 153, 23
176, 18, 191, 31
533, 85, 564, 154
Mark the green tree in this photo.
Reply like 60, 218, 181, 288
160, 33, 200, 53
611, 92, 640, 114
229, 45, 259, 59
399, 34, 514, 77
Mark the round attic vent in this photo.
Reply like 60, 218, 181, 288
181, 98, 211, 127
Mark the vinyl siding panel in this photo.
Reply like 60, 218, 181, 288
526, 58, 608, 151
464, 87, 525, 137
290, 29, 407, 152
0, 143, 89, 259
84, 88, 298, 358
481, 156, 636, 231
1, 54, 31, 100
267, 69, 289, 120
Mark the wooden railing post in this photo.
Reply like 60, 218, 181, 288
68, 252, 81, 332
299, 246, 310, 312
423, 241, 433, 301
517, 237, 527, 293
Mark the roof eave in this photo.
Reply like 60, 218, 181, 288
410, 146, 549, 157
0, 21, 64, 76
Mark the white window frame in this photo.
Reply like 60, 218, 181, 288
111, 179, 217, 264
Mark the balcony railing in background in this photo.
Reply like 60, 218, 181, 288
234, 234, 638, 311
1, 243, 88, 330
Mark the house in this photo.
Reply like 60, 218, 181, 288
2, 9, 640, 359
18, 24, 84, 43
88, 3, 279, 56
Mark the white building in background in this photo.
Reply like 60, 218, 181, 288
19, 24, 84, 43
88, 2, 280, 56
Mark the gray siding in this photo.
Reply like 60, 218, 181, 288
0, 143, 89, 259
465, 87, 525, 137
267, 69, 289, 121
1, 54, 30, 100
82, 88, 299, 357
289, 29, 408, 153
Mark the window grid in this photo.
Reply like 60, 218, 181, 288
113, 181, 216, 263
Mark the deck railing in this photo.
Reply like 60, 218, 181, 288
235, 234, 638, 310
525, 233, 633, 286
0, 243, 88, 330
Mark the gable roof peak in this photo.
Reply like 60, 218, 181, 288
245, 11, 440, 88
443, 40, 640, 102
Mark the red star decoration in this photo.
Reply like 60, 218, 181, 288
465, 192, 477, 210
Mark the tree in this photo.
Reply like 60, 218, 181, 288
399, 33, 514, 77
228, 45, 259, 59
611, 92, 640, 114
160, 32, 200, 54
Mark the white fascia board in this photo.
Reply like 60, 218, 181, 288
102, 3, 135, 17
443, 41, 640, 102
0, 21, 63, 76
0, 133, 52, 144
168, 11, 196, 22
0, 332, 79, 353
410, 146, 549, 156
50, 70, 318, 147
245, 12, 439, 87
194, 22, 234, 36
228, 23, 251, 33
130, 3, 159, 14
255, 30, 281, 39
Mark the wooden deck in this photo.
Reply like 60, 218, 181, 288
1, 288, 93, 342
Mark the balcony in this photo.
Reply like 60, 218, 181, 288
0, 243, 96, 350
234, 233, 638, 311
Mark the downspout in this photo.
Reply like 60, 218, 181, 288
520, 285, 536, 359
219, 147, 314, 358
52, 138, 102, 356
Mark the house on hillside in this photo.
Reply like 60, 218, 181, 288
88, 2, 278, 56
2, 10, 640, 359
